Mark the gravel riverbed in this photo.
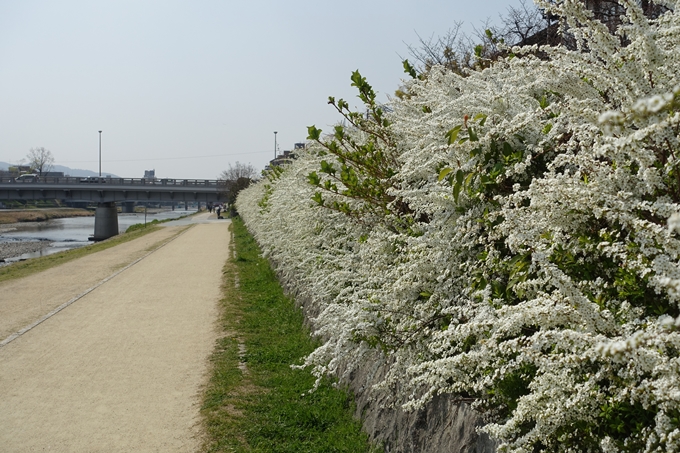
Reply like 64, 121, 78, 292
0, 241, 51, 261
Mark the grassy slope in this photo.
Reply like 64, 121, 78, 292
201, 217, 379, 453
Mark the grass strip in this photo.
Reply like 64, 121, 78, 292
201, 217, 380, 453
0, 225, 164, 284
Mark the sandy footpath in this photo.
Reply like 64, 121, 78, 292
0, 225, 184, 341
0, 213, 229, 452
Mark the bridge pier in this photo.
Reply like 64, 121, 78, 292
92, 202, 119, 241
122, 201, 136, 213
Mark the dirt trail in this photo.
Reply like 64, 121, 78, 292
0, 213, 229, 452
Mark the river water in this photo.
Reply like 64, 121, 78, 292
0, 209, 195, 263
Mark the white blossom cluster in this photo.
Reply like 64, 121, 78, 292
237, 1, 680, 451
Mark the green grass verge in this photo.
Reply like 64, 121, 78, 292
125, 211, 194, 232
201, 217, 380, 453
0, 225, 163, 284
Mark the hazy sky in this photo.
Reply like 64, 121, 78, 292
1, 0, 520, 179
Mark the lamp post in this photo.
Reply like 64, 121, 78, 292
98, 130, 102, 177
274, 131, 278, 160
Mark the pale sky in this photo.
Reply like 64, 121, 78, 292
1, 0, 520, 179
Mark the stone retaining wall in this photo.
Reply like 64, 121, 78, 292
275, 269, 497, 453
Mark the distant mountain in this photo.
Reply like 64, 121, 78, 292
0, 161, 118, 178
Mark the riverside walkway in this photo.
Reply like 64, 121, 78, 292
0, 212, 229, 452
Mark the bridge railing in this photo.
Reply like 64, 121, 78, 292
0, 176, 227, 187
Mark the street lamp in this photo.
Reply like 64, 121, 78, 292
98, 130, 102, 177
274, 131, 278, 160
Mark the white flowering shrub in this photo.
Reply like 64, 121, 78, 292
237, 1, 680, 451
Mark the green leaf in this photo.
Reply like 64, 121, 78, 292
334, 125, 345, 140
446, 125, 463, 145
307, 171, 320, 186
307, 125, 322, 141
542, 123, 553, 134
453, 181, 462, 203
456, 169, 464, 185
464, 172, 475, 188
491, 280, 505, 298
490, 162, 504, 178
502, 142, 513, 157
320, 160, 336, 175
468, 127, 479, 142
311, 191, 324, 205
474, 44, 484, 58
402, 59, 418, 79
472, 275, 487, 290
438, 167, 453, 182
474, 113, 487, 127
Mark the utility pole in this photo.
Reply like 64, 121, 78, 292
274, 131, 278, 160
98, 130, 102, 177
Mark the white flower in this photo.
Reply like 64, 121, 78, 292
669, 213, 680, 234
237, 3, 680, 451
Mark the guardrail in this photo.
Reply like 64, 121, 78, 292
0, 177, 227, 187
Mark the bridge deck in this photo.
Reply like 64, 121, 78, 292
0, 177, 228, 203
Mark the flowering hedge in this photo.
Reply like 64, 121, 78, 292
237, 1, 680, 451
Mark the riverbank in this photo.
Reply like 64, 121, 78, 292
0, 208, 94, 262
0, 208, 197, 263
0, 241, 50, 262
0, 208, 93, 224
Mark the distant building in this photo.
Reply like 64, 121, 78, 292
269, 142, 304, 168
144, 169, 156, 179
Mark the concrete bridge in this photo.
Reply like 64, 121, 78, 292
0, 176, 228, 240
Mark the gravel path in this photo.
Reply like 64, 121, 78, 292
0, 212, 229, 452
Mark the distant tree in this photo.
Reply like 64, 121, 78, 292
402, 1, 552, 78
403, 23, 472, 75
26, 147, 54, 176
219, 161, 258, 208
499, 0, 552, 44
220, 161, 257, 182
402, 0, 668, 80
